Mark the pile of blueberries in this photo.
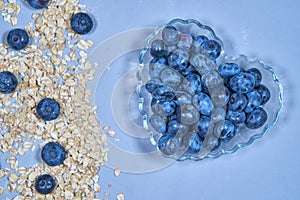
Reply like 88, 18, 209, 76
144, 25, 271, 157
0, 0, 94, 195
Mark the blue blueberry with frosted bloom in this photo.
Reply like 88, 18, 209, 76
167, 50, 189, 71
37, 98, 60, 121
152, 85, 175, 101
228, 93, 248, 111
71, 12, 93, 35
162, 26, 179, 45
41, 142, 66, 166
247, 68, 262, 86
180, 73, 202, 95
160, 68, 182, 89
149, 57, 168, 79
177, 32, 193, 51
244, 90, 262, 113
183, 133, 202, 154
7, 29, 29, 50
245, 107, 268, 129
192, 35, 208, 52
151, 98, 176, 116
229, 72, 256, 93
196, 115, 211, 139
150, 39, 167, 58
218, 120, 236, 143
226, 110, 246, 125
35, 174, 56, 194
218, 63, 241, 78
0, 71, 18, 94
256, 84, 271, 105
192, 92, 214, 116
26, 0, 50, 9
150, 114, 167, 133
201, 39, 221, 59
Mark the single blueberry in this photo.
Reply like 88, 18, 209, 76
247, 68, 262, 86
218, 63, 241, 78
0, 71, 18, 94
228, 93, 248, 111
192, 35, 208, 52
167, 51, 189, 71
7, 29, 29, 50
184, 133, 202, 154
167, 119, 180, 135
226, 110, 246, 125
152, 85, 175, 101
181, 73, 202, 94
218, 120, 236, 143
245, 90, 262, 113
71, 12, 93, 35
255, 84, 271, 105
150, 39, 167, 58
151, 99, 176, 116
177, 32, 193, 50
145, 79, 161, 93
158, 134, 180, 155
35, 174, 56, 194
229, 72, 256, 93
149, 57, 168, 79
41, 142, 66, 166
160, 67, 182, 89
197, 115, 211, 139
192, 92, 214, 116
26, 0, 50, 9
37, 98, 60, 121
201, 40, 221, 59
149, 114, 167, 133
162, 26, 179, 46
245, 107, 268, 129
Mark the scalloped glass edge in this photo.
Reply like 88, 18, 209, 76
137, 19, 284, 161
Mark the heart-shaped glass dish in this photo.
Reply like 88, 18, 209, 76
137, 18, 283, 161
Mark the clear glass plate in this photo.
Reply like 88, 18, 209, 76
137, 18, 283, 161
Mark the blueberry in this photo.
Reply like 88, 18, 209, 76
218, 120, 236, 143
218, 63, 241, 78
35, 174, 56, 194
228, 93, 248, 111
151, 99, 176, 116
149, 114, 167, 133
71, 12, 93, 35
192, 35, 208, 52
149, 57, 167, 79
152, 85, 175, 101
162, 26, 179, 45
0, 71, 18, 94
150, 39, 167, 58
197, 115, 211, 139
245, 90, 262, 113
7, 29, 29, 50
26, 0, 50, 9
184, 133, 202, 154
256, 84, 271, 105
229, 72, 256, 93
160, 68, 182, 89
181, 73, 202, 94
245, 107, 268, 129
193, 92, 214, 116
167, 119, 180, 135
145, 79, 161, 93
201, 40, 221, 59
226, 110, 246, 125
167, 50, 189, 71
177, 32, 193, 51
41, 142, 66, 166
158, 134, 180, 155
247, 68, 262, 86
37, 98, 60, 121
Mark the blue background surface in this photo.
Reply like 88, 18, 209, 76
1, 0, 300, 199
